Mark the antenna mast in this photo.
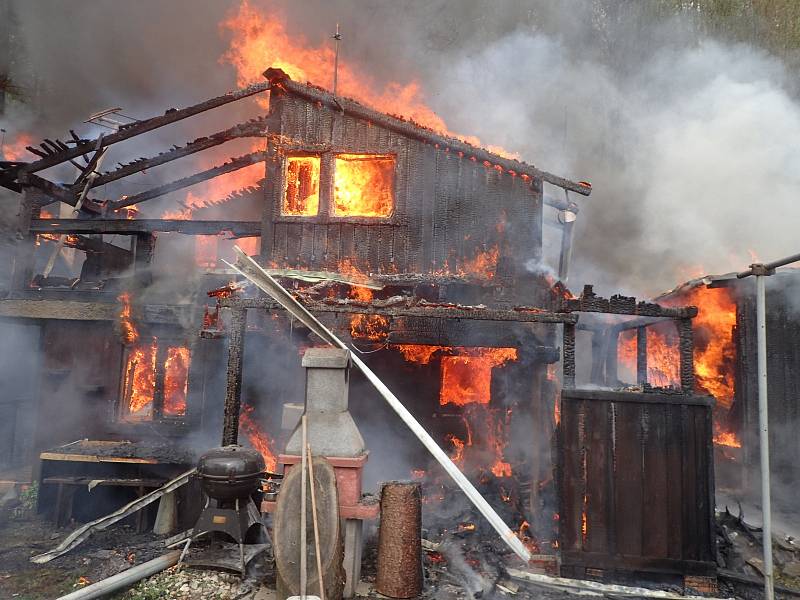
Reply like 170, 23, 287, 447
332, 23, 341, 96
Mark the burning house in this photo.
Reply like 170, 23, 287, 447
0, 63, 725, 596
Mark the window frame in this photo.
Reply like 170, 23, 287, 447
274, 149, 400, 225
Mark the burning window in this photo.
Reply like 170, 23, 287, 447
120, 337, 190, 421
282, 155, 320, 216
333, 154, 394, 218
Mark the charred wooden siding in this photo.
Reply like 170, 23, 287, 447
558, 389, 716, 578
262, 88, 542, 293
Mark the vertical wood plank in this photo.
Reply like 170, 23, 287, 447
613, 401, 643, 556
642, 404, 669, 558
585, 400, 612, 555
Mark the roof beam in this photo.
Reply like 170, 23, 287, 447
30, 218, 262, 236
89, 117, 269, 189
108, 150, 268, 210
19, 82, 270, 174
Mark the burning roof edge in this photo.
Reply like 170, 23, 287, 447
658, 267, 800, 302
264, 68, 592, 197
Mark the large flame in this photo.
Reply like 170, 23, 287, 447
219, 1, 515, 157
333, 154, 394, 217
400, 345, 518, 477
618, 284, 739, 447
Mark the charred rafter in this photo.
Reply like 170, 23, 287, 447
108, 150, 268, 210
17, 82, 270, 175
30, 218, 262, 236
20, 173, 104, 214
89, 118, 269, 189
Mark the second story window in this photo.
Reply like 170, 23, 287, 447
333, 154, 395, 218
283, 155, 320, 216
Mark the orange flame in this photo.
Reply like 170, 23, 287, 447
333, 154, 394, 217
1, 133, 35, 161
617, 325, 681, 389
348, 285, 390, 342
123, 339, 158, 417
219, 1, 516, 158
713, 430, 742, 448
400, 345, 517, 477
283, 155, 320, 215
121, 338, 189, 419
117, 292, 139, 346
163, 346, 190, 416
238, 406, 277, 472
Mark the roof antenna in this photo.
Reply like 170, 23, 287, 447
332, 23, 341, 97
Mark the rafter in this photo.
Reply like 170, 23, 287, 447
108, 150, 268, 210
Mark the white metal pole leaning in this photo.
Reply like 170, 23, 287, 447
223, 247, 533, 563
737, 250, 800, 600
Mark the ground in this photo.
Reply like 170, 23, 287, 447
3, 484, 800, 600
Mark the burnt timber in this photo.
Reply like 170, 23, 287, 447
30, 219, 263, 236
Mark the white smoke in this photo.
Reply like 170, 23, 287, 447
425, 24, 800, 296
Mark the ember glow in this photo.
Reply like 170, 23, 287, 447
333, 154, 395, 217
348, 285, 389, 342
459, 246, 500, 279
439, 348, 517, 406
239, 405, 277, 472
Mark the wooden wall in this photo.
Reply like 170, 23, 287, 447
262, 89, 543, 295
558, 389, 716, 578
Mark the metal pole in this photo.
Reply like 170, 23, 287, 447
756, 273, 774, 600
332, 24, 341, 97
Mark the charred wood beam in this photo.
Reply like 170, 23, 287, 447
678, 317, 695, 393
0, 298, 193, 323
221, 306, 247, 446
562, 322, 576, 388
108, 151, 268, 210
560, 284, 698, 319
19, 83, 270, 174
30, 218, 262, 236
218, 296, 578, 324
90, 118, 269, 189
269, 71, 591, 196
20, 172, 103, 213
636, 325, 647, 385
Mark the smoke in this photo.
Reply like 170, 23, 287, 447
7, 0, 799, 295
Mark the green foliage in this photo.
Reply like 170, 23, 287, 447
18, 482, 38, 513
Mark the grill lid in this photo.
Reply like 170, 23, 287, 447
197, 445, 265, 482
